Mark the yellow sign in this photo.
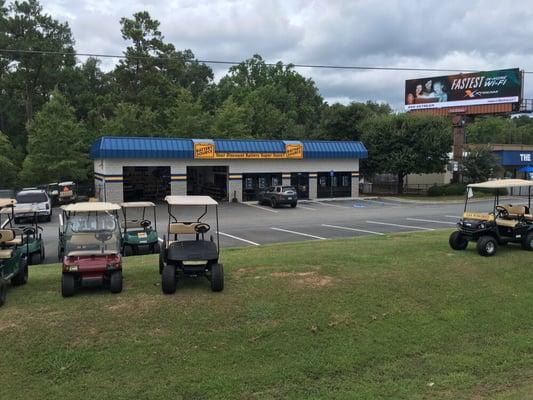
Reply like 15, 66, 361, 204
463, 212, 495, 221
194, 143, 303, 159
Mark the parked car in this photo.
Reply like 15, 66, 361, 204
257, 186, 298, 208
14, 189, 52, 223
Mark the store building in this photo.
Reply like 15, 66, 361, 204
90, 136, 367, 203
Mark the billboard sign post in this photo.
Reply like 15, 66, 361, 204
405, 68, 522, 111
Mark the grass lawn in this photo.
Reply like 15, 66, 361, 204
2, 230, 533, 399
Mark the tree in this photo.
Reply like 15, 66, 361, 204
361, 114, 452, 193
317, 101, 391, 141
0, 131, 18, 187
20, 91, 89, 185
165, 88, 211, 137
216, 55, 324, 137
461, 147, 501, 183
100, 103, 160, 137
211, 97, 250, 138
4, 0, 75, 131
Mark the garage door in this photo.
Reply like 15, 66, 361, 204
123, 166, 171, 202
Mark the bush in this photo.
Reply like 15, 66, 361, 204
427, 183, 466, 196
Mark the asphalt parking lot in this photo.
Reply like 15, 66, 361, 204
27, 196, 510, 264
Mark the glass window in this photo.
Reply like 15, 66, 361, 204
16, 192, 47, 203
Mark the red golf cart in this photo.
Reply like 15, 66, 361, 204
59, 202, 123, 297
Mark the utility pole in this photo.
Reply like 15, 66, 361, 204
452, 114, 465, 183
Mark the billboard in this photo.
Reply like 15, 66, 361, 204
405, 68, 521, 111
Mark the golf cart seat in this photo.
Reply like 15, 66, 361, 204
169, 222, 202, 235
496, 218, 520, 228
5, 237, 22, 246
0, 229, 16, 259
167, 240, 218, 261
502, 204, 529, 217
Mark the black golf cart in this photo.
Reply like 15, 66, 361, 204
449, 179, 533, 257
120, 201, 159, 256
159, 195, 223, 293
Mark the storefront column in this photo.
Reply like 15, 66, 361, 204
171, 180, 187, 196
309, 173, 318, 199
351, 172, 360, 197
229, 174, 243, 202
282, 173, 291, 187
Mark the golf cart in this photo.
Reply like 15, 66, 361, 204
59, 202, 123, 297
1, 205, 45, 265
120, 201, 159, 256
0, 199, 29, 306
57, 181, 77, 204
159, 195, 223, 293
47, 182, 59, 205
449, 179, 533, 257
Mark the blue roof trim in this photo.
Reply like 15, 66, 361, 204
90, 137, 367, 160
90, 136, 194, 159
213, 139, 286, 153
302, 141, 368, 159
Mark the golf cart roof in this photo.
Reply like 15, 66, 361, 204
59, 181, 75, 186
0, 199, 16, 208
165, 195, 218, 206
61, 202, 121, 212
120, 201, 156, 208
467, 179, 533, 189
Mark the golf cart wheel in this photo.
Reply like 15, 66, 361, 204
210, 263, 224, 292
30, 251, 42, 265
11, 257, 28, 286
477, 236, 498, 257
449, 231, 468, 250
161, 264, 177, 294
109, 271, 123, 294
270, 198, 277, 208
290, 202, 297, 208
0, 281, 6, 307
522, 232, 533, 251
61, 273, 76, 297
123, 245, 133, 257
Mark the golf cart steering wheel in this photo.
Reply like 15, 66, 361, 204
140, 219, 151, 229
496, 205, 509, 218
22, 226, 36, 235
95, 232, 113, 242
194, 223, 210, 234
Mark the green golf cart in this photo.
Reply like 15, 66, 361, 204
0, 199, 29, 306
1, 205, 45, 265
120, 201, 160, 256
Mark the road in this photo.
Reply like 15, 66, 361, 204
28, 197, 508, 264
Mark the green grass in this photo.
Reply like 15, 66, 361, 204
2, 231, 533, 399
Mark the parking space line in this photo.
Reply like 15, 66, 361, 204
366, 221, 435, 231
406, 218, 456, 225
321, 224, 384, 235
271, 227, 326, 240
312, 201, 352, 209
219, 232, 260, 246
297, 205, 317, 211
243, 203, 279, 213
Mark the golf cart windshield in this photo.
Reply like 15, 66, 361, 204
64, 213, 120, 256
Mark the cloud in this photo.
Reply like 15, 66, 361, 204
40, 0, 533, 107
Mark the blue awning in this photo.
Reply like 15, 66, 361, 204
302, 141, 368, 159
90, 136, 368, 160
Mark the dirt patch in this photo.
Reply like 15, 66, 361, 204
105, 295, 158, 312
270, 271, 335, 288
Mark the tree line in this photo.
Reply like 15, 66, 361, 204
0, 0, 526, 189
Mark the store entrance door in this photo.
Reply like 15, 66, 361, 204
290, 173, 309, 199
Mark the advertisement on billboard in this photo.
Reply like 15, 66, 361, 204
405, 68, 521, 111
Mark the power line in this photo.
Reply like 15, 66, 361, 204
0, 48, 530, 74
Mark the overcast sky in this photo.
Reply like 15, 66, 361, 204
41, 0, 533, 109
